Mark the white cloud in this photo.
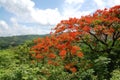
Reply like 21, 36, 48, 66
0, 0, 90, 26
0, 0, 59, 36
93, 0, 120, 9
0, 0, 34, 23
65, 0, 84, 5
0, 20, 9, 29
0, 20, 50, 36
0, 0, 62, 25
31, 8, 61, 25
94, 0, 105, 9
105, 0, 120, 7
0, 20, 11, 36
62, 0, 91, 19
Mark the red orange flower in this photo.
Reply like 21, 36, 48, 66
77, 52, 84, 58
48, 53, 56, 59
35, 54, 44, 59
70, 67, 77, 73
59, 50, 67, 58
82, 26, 90, 32
71, 46, 80, 55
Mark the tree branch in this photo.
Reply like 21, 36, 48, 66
89, 32, 108, 46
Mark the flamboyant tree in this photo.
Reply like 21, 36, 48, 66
30, 5, 120, 73
54, 5, 120, 53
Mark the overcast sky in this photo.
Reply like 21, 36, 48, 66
0, 0, 120, 36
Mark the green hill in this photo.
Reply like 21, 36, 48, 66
0, 35, 47, 49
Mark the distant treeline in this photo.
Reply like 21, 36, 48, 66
0, 35, 47, 49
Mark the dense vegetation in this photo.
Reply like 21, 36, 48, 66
0, 5, 120, 80
0, 35, 46, 49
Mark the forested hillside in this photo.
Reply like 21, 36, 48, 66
0, 35, 47, 49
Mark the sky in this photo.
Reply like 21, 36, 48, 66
0, 0, 120, 36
